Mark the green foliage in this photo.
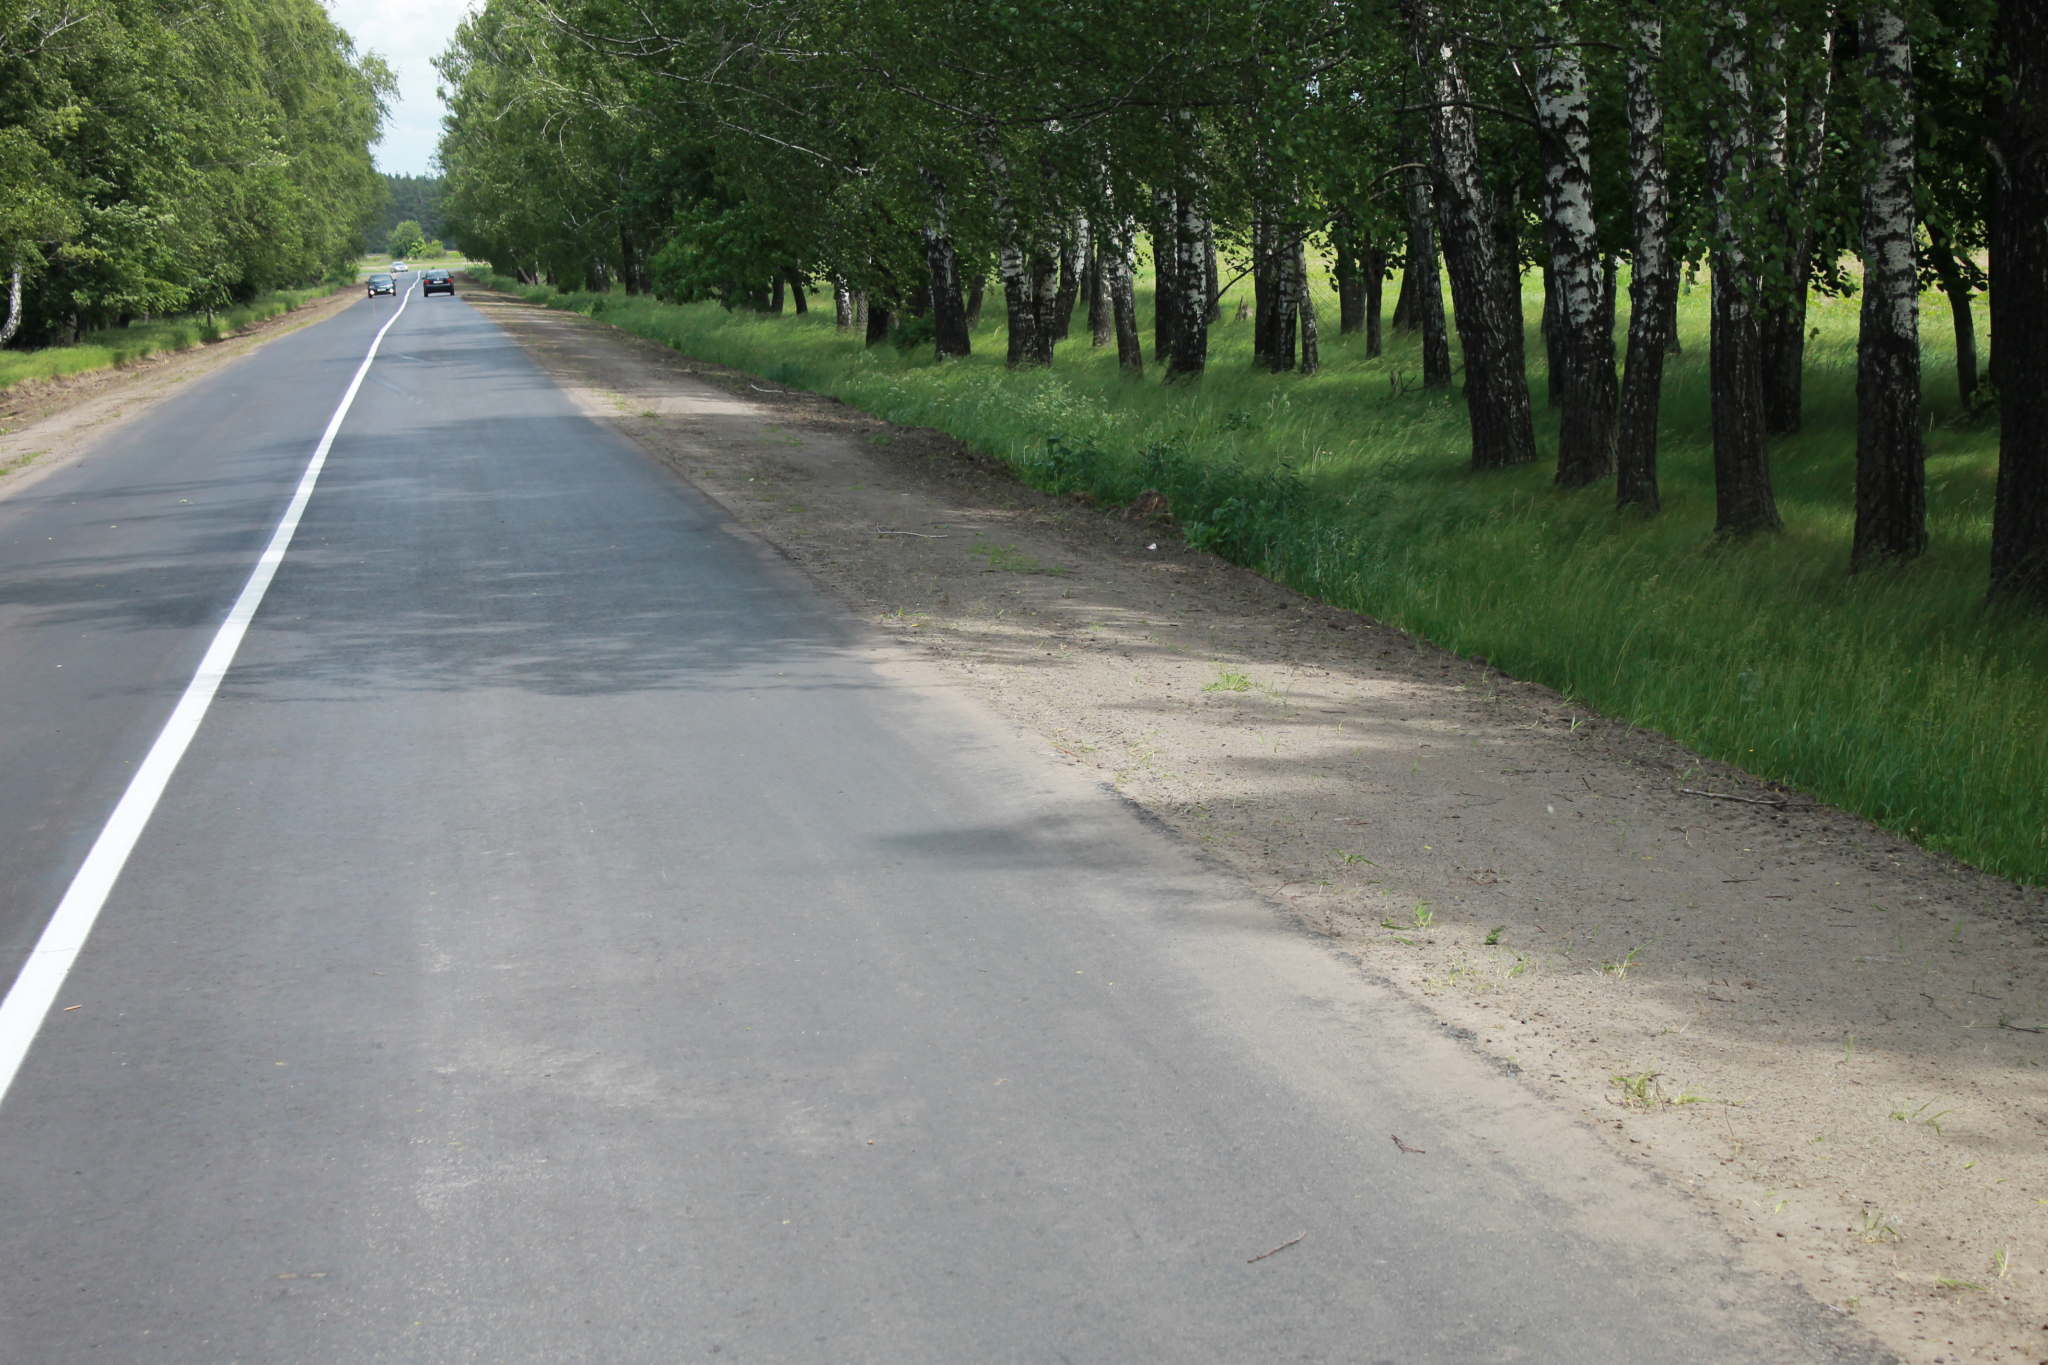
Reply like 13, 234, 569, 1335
468, 263, 2047, 887
0, 282, 335, 391
0, 0, 390, 346
388, 220, 428, 260
368, 174, 445, 249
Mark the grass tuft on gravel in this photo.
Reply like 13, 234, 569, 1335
472, 267, 2045, 888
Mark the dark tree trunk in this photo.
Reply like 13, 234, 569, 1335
1402, 163, 1451, 385
1107, 226, 1144, 374
1990, 0, 2048, 604
1927, 223, 1979, 404
1600, 254, 1618, 340
1268, 222, 1300, 373
1982, 123, 2001, 391
1662, 268, 1683, 354
1391, 254, 1416, 332
1535, 16, 1619, 487
1707, 13, 1782, 535
785, 268, 807, 314
1297, 241, 1320, 375
1336, 242, 1365, 334
619, 227, 643, 295
1053, 215, 1087, 341
1152, 190, 1177, 366
1166, 189, 1210, 379
1618, 9, 1673, 515
1205, 232, 1221, 322
1541, 267, 1564, 406
1024, 248, 1060, 365
1088, 236, 1111, 345
1364, 249, 1385, 356
984, 137, 1043, 367
1853, 4, 1925, 570
1493, 181, 1529, 379
924, 230, 971, 360
770, 275, 786, 314
919, 173, 964, 357
1762, 32, 1834, 434
1000, 240, 1035, 366
966, 275, 987, 330
1253, 202, 1279, 364
865, 303, 893, 347
1405, 0, 1536, 465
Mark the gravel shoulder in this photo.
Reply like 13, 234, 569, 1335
475, 283, 2048, 1364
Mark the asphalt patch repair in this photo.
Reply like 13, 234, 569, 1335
469, 282, 2048, 1365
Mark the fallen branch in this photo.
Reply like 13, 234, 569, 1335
1680, 788, 1787, 808
1247, 1231, 1306, 1263
1391, 1134, 1426, 1155
748, 383, 790, 394
875, 530, 946, 538
2000, 1019, 2047, 1034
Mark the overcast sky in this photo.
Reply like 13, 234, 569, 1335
325, 0, 474, 177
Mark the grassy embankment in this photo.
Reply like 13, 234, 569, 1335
473, 265, 2047, 888
0, 279, 348, 395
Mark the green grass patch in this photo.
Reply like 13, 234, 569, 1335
0, 282, 344, 395
474, 266, 2046, 887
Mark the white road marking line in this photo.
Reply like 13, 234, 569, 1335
0, 279, 419, 1110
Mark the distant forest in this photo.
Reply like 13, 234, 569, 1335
370, 174, 445, 248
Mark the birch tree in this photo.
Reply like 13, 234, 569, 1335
1530, 7, 1618, 486
1617, 5, 1673, 513
1403, 0, 1537, 467
1850, 2, 1923, 568
1707, 11, 1783, 535
1760, 18, 1833, 434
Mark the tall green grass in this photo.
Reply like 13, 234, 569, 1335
0, 282, 341, 394
475, 267, 2046, 887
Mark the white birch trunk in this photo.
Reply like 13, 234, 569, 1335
1617, 9, 1673, 512
1852, 3, 1924, 567
1533, 9, 1616, 485
0, 260, 21, 347
1402, 0, 1537, 466
1707, 10, 1781, 533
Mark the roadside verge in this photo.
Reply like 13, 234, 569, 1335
0, 286, 358, 499
471, 281, 2048, 1365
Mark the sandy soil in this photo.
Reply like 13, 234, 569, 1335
0, 286, 358, 496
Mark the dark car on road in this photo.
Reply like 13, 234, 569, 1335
366, 273, 396, 297
422, 268, 455, 297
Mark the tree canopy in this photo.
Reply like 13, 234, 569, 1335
434, 0, 2044, 603
0, 0, 393, 345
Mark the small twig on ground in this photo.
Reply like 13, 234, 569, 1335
876, 531, 946, 538
1391, 1134, 1426, 1154
1679, 789, 1787, 807
1921, 993, 1957, 1020
1999, 1019, 2047, 1034
1247, 1231, 1306, 1263
748, 383, 789, 394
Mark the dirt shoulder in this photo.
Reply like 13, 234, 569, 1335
471, 283, 2048, 1365
0, 286, 358, 499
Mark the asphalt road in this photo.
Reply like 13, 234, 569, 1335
0, 284, 1872, 1363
